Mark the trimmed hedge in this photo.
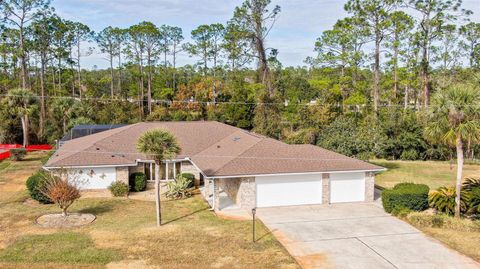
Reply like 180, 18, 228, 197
180, 173, 195, 188
129, 172, 146, 192
26, 171, 52, 204
108, 181, 129, 197
382, 182, 429, 213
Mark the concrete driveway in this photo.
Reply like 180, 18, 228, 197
257, 203, 479, 269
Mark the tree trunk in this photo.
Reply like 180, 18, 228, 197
62, 207, 68, 217
110, 54, 114, 99
393, 36, 399, 104
77, 40, 82, 98
455, 135, 464, 218
39, 56, 46, 138
147, 52, 152, 114
173, 45, 177, 92
117, 54, 122, 95
373, 34, 381, 112
21, 114, 29, 147
155, 161, 161, 226
19, 25, 28, 89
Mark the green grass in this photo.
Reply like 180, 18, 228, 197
0, 151, 298, 268
0, 233, 120, 264
372, 159, 480, 189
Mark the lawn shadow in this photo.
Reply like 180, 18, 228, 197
255, 226, 274, 242
78, 203, 115, 215
162, 206, 210, 225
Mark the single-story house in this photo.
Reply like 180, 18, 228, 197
44, 121, 384, 210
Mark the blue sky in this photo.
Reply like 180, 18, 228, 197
53, 0, 479, 69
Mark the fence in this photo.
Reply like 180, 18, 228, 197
0, 144, 52, 161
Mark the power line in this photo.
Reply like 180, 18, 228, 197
0, 93, 473, 108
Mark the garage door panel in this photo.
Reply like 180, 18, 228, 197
330, 172, 365, 203
256, 174, 322, 207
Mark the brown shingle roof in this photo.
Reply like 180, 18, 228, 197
45, 121, 383, 176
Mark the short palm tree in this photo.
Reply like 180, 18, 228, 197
5, 88, 36, 147
425, 83, 480, 217
136, 129, 181, 226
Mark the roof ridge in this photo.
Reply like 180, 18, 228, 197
208, 134, 266, 176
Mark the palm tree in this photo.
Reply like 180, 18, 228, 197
136, 129, 181, 226
5, 88, 36, 147
51, 97, 76, 134
425, 84, 480, 217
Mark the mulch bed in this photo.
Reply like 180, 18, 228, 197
36, 213, 96, 228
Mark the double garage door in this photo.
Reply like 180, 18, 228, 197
256, 172, 365, 207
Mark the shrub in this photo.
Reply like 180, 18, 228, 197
129, 172, 146, 192
10, 148, 26, 161
26, 171, 52, 204
464, 187, 480, 214
165, 175, 191, 199
406, 212, 480, 232
108, 181, 129, 197
180, 173, 195, 188
382, 183, 429, 213
400, 149, 419, 160
40, 173, 81, 216
428, 186, 467, 215
463, 177, 480, 191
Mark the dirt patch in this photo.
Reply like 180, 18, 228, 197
296, 253, 333, 269
36, 213, 96, 228
211, 256, 237, 268
106, 259, 158, 269
89, 230, 126, 249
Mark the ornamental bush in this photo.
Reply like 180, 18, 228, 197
26, 171, 52, 204
10, 148, 26, 161
382, 183, 429, 213
108, 181, 129, 197
180, 173, 195, 188
165, 175, 191, 200
129, 172, 146, 192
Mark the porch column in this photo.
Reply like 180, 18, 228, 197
213, 178, 220, 211
173, 162, 176, 179
150, 163, 153, 181
322, 173, 330, 204
165, 162, 169, 181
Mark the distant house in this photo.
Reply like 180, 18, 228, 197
44, 121, 384, 211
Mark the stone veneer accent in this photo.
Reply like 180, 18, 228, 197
365, 172, 375, 202
116, 167, 129, 185
129, 164, 145, 175
322, 173, 330, 204
216, 177, 256, 210
180, 161, 201, 179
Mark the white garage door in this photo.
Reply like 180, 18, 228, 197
72, 167, 117, 190
256, 174, 322, 207
330, 172, 365, 203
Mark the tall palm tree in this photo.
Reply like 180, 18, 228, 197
136, 129, 181, 226
5, 88, 36, 147
51, 97, 76, 134
425, 84, 480, 217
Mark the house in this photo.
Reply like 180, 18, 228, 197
44, 121, 384, 210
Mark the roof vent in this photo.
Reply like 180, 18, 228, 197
233, 136, 241, 142
96, 147, 100, 150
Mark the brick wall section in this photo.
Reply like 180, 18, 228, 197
238, 177, 256, 210
322, 173, 330, 204
213, 179, 220, 210
116, 167, 129, 185
365, 172, 375, 202
129, 164, 145, 175
217, 177, 256, 210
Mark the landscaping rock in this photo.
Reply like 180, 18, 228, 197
36, 213, 96, 228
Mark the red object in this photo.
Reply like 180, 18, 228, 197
26, 145, 53, 151
0, 150, 10, 161
0, 144, 52, 157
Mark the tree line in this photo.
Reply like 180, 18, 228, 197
0, 0, 479, 162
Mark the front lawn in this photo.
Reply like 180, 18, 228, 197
372, 159, 480, 189
0, 151, 299, 268
373, 159, 480, 263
